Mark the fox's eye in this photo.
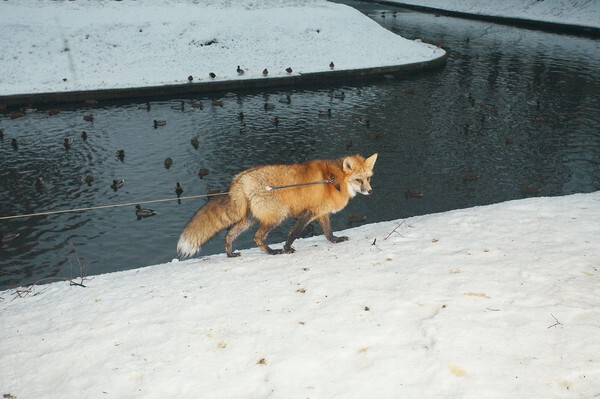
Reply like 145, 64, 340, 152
355, 179, 363, 184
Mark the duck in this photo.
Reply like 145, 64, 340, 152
264, 103, 275, 111
358, 117, 371, 127
237, 111, 245, 121
187, 75, 194, 82
345, 139, 353, 150
211, 99, 223, 107
1, 232, 20, 245
48, 109, 61, 116
318, 108, 332, 117
83, 114, 94, 122
209, 72, 216, 79
237, 65, 244, 75
271, 116, 280, 126
10, 111, 25, 120
111, 178, 125, 191
262, 68, 269, 77
191, 100, 203, 109
11, 138, 19, 149
138, 102, 151, 111
175, 182, 184, 198
347, 214, 367, 223
35, 177, 45, 188
153, 119, 167, 128
22, 106, 36, 114
405, 190, 423, 199
171, 101, 185, 111
198, 168, 210, 179
84, 175, 94, 184
0, 129, 4, 140
278, 95, 291, 104
81, 131, 88, 140
190, 137, 200, 149
63, 138, 73, 149
164, 157, 173, 168
135, 204, 156, 219
460, 172, 479, 181
285, 67, 293, 74
224, 92, 236, 98
332, 90, 345, 99
374, 131, 386, 139
521, 186, 540, 196
329, 61, 335, 70
116, 149, 125, 161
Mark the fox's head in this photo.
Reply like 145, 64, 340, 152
342, 153, 378, 197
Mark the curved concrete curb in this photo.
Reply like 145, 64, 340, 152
0, 52, 446, 109
374, 1, 600, 38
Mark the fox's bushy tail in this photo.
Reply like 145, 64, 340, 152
177, 193, 246, 259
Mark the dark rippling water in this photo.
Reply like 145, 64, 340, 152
1, 3, 599, 290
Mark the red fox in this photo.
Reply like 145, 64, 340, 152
177, 153, 378, 258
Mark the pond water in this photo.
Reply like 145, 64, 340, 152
1, 3, 599, 290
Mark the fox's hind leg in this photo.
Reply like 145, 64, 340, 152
225, 216, 253, 257
318, 214, 348, 243
254, 221, 285, 255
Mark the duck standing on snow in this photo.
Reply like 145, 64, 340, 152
237, 66, 244, 75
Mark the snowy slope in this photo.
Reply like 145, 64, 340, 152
1, 192, 599, 398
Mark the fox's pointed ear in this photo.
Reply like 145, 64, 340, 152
343, 156, 357, 172
364, 153, 378, 169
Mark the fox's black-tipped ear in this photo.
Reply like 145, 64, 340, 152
365, 153, 378, 169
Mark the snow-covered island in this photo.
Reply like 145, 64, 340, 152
1, 1, 599, 398
0, 0, 445, 100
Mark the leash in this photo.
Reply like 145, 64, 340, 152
265, 177, 335, 192
0, 192, 228, 221
0, 177, 335, 221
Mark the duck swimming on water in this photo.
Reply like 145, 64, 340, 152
135, 204, 156, 219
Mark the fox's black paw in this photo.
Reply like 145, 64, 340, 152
331, 235, 349, 243
268, 247, 295, 255
227, 252, 241, 258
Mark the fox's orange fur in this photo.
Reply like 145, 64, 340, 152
177, 153, 377, 258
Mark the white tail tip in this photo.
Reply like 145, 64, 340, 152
177, 236, 199, 260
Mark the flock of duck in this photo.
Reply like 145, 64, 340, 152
186, 62, 336, 82
1, 70, 354, 223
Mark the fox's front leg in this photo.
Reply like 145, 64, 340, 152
318, 214, 348, 243
281, 212, 314, 253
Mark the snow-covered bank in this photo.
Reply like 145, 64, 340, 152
2, 193, 599, 398
378, 0, 600, 30
0, 0, 444, 97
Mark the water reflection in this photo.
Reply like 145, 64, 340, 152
1, 4, 599, 289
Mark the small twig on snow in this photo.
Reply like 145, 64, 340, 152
384, 219, 408, 240
547, 314, 563, 329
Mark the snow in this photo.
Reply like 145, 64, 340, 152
382, 0, 600, 29
1, 1, 599, 397
1, 192, 599, 398
0, 0, 445, 96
